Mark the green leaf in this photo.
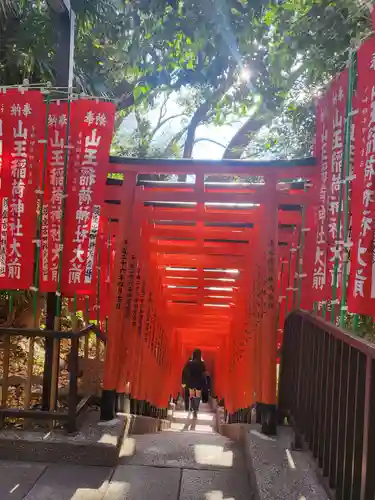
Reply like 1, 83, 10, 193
263, 10, 273, 27
134, 85, 149, 100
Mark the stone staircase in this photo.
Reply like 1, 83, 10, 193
0, 403, 253, 499
0, 404, 171, 467
0, 402, 330, 499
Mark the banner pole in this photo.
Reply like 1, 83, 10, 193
340, 51, 356, 328
54, 91, 72, 327
297, 195, 307, 309
284, 245, 292, 317
353, 313, 359, 331
330, 58, 354, 324
27, 94, 50, 413
47, 92, 72, 413
96, 230, 102, 326
276, 259, 284, 329
105, 219, 111, 332
33, 93, 51, 322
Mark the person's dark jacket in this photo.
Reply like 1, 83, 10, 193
182, 363, 190, 386
182, 359, 206, 389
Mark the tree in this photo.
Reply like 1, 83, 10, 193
234, 0, 372, 160
1, 1, 279, 149
112, 92, 187, 158
1, 0, 374, 160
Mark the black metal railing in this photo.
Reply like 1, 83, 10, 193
0, 325, 106, 432
279, 310, 375, 500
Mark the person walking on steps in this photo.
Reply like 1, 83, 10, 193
181, 349, 207, 418
181, 357, 191, 411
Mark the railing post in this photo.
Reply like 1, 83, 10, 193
295, 314, 304, 420
0, 333, 10, 429
67, 336, 79, 433
360, 355, 372, 500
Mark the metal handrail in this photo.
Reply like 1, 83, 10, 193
0, 324, 106, 432
0, 323, 107, 341
294, 310, 375, 358
279, 310, 375, 500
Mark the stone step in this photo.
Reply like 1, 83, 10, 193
119, 427, 247, 470
0, 408, 173, 467
23, 463, 112, 500
0, 410, 132, 467
103, 465, 252, 500
131, 415, 171, 434
0, 461, 254, 500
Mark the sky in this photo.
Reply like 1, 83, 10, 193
118, 90, 247, 160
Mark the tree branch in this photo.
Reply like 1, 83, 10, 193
155, 92, 169, 130
222, 110, 271, 159
194, 137, 226, 149
163, 125, 189, 156
183, 67, 237, 158
152, 113, 188, 137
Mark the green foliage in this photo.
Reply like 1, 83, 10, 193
1, 0, 374, 160
112, 93, 185, 159
340, 312, 375, 342
107, 172, 124, 181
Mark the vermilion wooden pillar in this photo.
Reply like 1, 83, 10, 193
116, 196, 143, 409
123, 206, 147, 405
132, 223, 152, 405
101, 172, 136, 420
258, 180, 278, 435
243, 223, 259, 412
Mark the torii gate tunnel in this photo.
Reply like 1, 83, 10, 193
100, 156, 317, 435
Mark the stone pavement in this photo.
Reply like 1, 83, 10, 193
0, 404, 253, 499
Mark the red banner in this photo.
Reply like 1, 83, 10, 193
348, 37, 375, 315
326, 69, 348, 303
40, 101, 68, 292
0, 89, 44, 289
312, 92, 330, 301
61, 99, 115, 296
98, 220, 116, 326
312, 70, 348, 305
300, 204, 317, 310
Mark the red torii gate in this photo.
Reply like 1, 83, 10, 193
100, 157, 317, 434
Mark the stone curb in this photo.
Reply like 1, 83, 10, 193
0, 413, 133, 467
130, 415, 171, 435
217, 415, 329, 500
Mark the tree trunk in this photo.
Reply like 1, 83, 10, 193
183, 68, 237, 158
222, 115, 269, 159
183, 103, 211, 158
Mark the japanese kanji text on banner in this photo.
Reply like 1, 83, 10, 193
348, 37, 375, 315
0, 89, 44, 289
61, 100, 115, 296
